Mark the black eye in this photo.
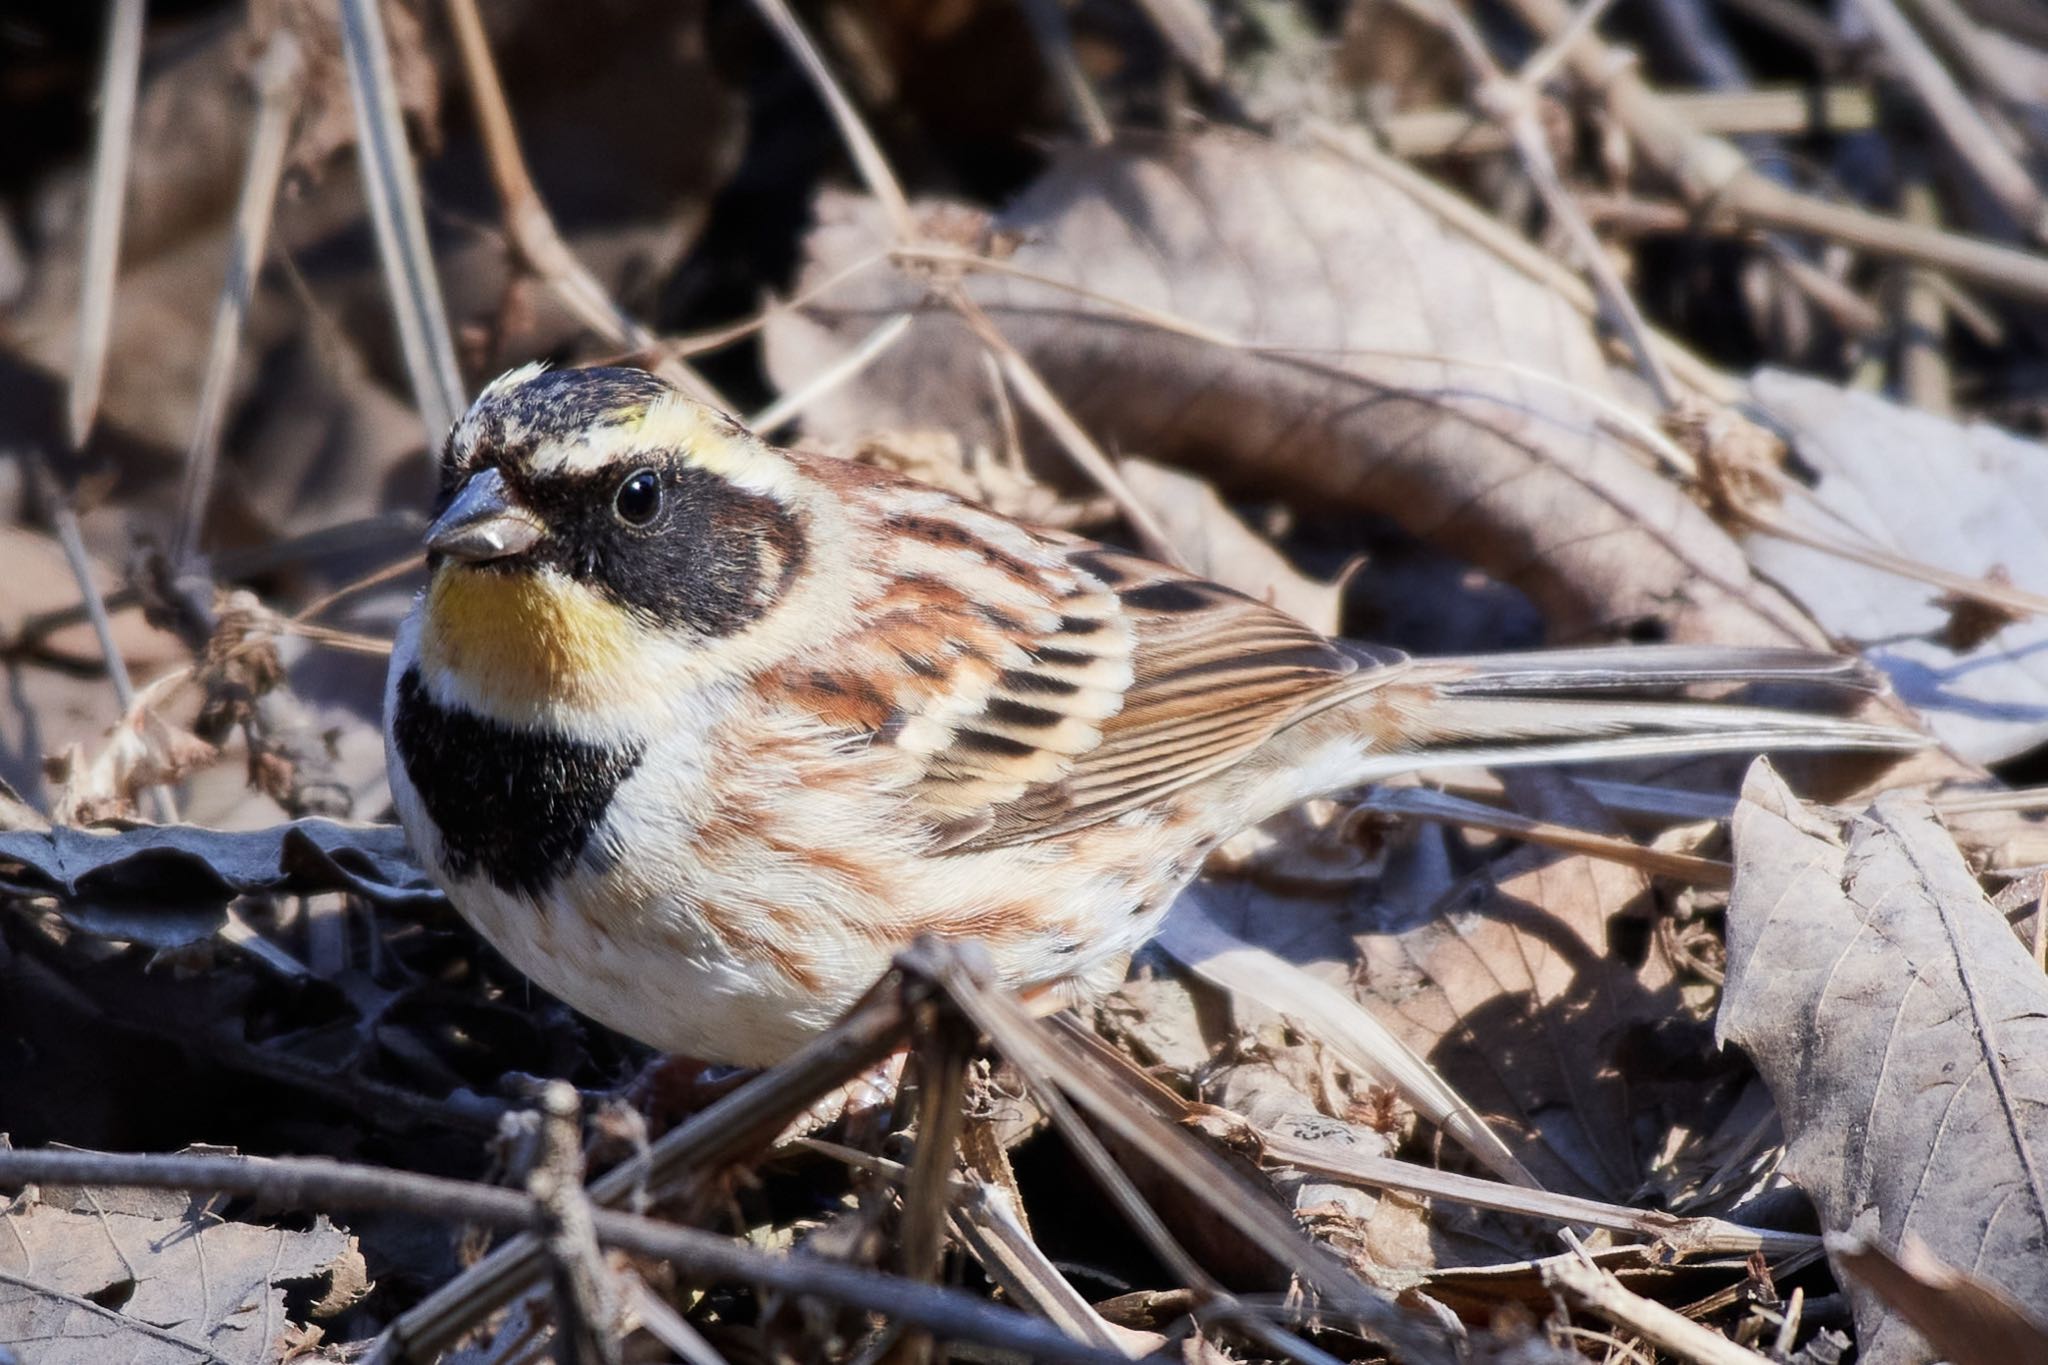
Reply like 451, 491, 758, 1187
613, 468, 661, 526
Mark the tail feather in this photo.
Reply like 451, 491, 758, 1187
1424, 644, 1882, 695
1339, 644, 1925, 780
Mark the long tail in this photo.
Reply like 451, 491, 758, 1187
1339, 644, 1925, 784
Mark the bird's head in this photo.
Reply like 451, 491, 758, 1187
411, 365, 816, 723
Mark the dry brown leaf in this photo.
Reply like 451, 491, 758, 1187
1349, 771, 1729, 1201
1164, 770, 1744, 1213
1158, 881, 1538, 1191
0, 1158, 364, 1363
1208, 1060, 1421, 1279
1828, 1230, 2048, 1365
766, 131, 1826, 647
0, 816, 438, 918
1093, 965, 1218, 1076
1720, 761, 2048, 1364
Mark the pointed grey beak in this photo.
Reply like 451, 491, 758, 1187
424, 468, 545, 562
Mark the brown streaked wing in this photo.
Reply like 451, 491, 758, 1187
765, 473, 1140, 843
770, 454, 1379, 851
942, 541, 1373, 850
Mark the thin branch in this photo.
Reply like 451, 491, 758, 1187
1499, 0, 2048, 305
375, 977, 912, 1361
1740, 492, 2048, 620
948, 293, 1188, 566
529, 1082, 622, 1365
0, 1147, 1122, 1364
49, 0, 168, 822
746, 0, 912, 240
1231, 1116, 1812, 1255
339, 0, 465, 438
1154, 896, 1540, 1188
900, 939, 1467, 1364
1853, 0, 2048, 243
953, 1186, 1152, 1354
290, 553, 421, 626
439, 0, 731, 410
662, 247, 894, 360
1900, 0, 2048, 127
934, 978, 1221, 1301
896, 239, 1706, 480
1517, 0, 1629, 89
1129, 0, 1226, 83
1574, 192, 1917, 336
1421, 0, 1683, 408
171, 33, 301, 569
1733, 176, 2048, 303
884, 239, 2030, 632
1898, 177, 1955, 415
803, 1139, 1154, 1355
895, 994, 977, 1365
34, 484, 177, 824
1357, 786, 1734, 885
748, 312, 912, 435
1544, 1249, 1775, 1365
1017, 0, 1114, 144
1380, 86, 1879, 157
1308, 121, 1740, 404
1675, 1246, 1827, 1319
68, 0, 146, 450
625, 1276, 732, 1365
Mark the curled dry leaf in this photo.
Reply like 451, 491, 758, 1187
0, 817, 439, 914
1743, 369, 2048, 764
1720, 760, 2048, 1364
1210, 1062, 1435, 1285
46, 673, 217, 826
1158, 880, 1538, 1194
767, 131, 1827, 647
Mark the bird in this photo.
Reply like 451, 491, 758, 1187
384, 364, 1921, 1066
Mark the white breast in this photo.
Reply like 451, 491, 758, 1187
387, 613, 1217, 1065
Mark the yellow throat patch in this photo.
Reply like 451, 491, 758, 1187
420, 566, 637, 717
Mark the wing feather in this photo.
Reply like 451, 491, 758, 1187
764, 458, 1382, 851
927, 540, 1366, 849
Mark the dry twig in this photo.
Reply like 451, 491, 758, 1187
440, 0, 731, 410
1544, 1245, 1776, 1365
170, 33, 303, 569
339, 0, 465, 436
0, 1145, 1117, 1363
1500, 0, 2048, 304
